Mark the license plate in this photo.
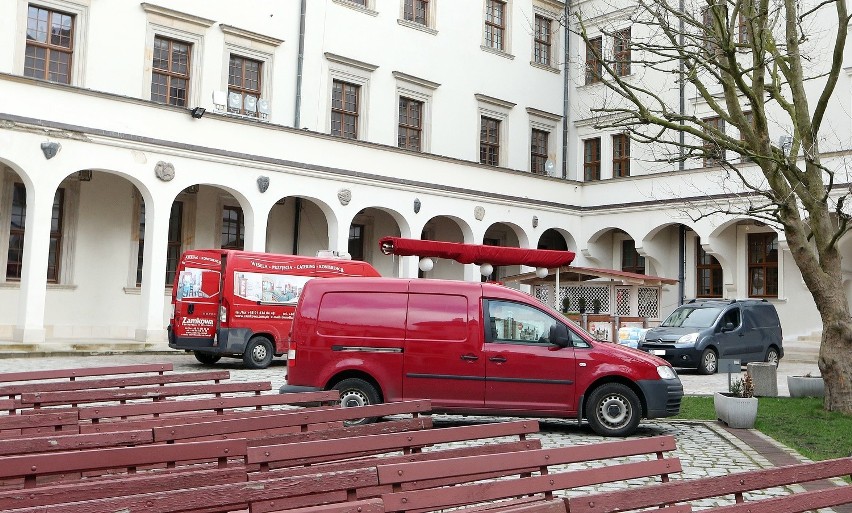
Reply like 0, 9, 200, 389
651, 349, 666, 356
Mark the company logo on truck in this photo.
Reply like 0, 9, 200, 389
182, 317, 215, 326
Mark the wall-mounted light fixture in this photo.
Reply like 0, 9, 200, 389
77, 170, 93, 182
184, 184, 200, 194
190, 107, 206, 119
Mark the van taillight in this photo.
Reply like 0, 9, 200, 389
287, 343, 295, 365
169, 304, 175, 320
219, 305, 227, 323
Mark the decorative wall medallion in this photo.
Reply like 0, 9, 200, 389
154, 161, 175, 182
40, 142, 61, 160
474, 206, 485, 221
337, 188, 352, 206
532, 216, 539, 228
257, 176, 270, 193
414, 198, 421, 214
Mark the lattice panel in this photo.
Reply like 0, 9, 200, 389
615, 287, 631, 316
534, 286, 549, 305
638, 287, 659, 318
560, 286, 610, 313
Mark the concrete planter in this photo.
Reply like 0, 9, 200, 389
787, 376, 825, 397
714, 392, 758, 429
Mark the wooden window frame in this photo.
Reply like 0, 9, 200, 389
533, 15, 552, 66
6, 183, 27, 281
612, 133, 630, 177
484, 0, 506, 51
151, 35, 191, 107
6, 183, 64, 283
583, 137, 601, 181
221, 206, 245, 250
738, 14, 750, 44
404, 0, 428, 25
703, 115, 725, 166
331, 79, 360, 140
585, 36, 602, 84
228, 54, 262, 117
480, 116, 501, 166
614, 27, 631, 77
696, 244, 723, 297
531, 129, 548, 175
747, 232, 778, 298
24, 5, 75, 84
165, 201, 183, 286
621, 239, 645, 275
398, 96, 423, 151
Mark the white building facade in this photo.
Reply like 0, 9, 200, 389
0, 0, 848, 348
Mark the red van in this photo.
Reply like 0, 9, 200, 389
282, 277, 683, 436
168, 250, 380, 368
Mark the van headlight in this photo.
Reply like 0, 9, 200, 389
657, 366, 677, 380
677, 332, 699, 344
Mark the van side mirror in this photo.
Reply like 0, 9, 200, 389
722, 321, 735, 332
549, 323, 571, 348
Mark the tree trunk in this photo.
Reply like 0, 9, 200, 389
818, 313, 852, 413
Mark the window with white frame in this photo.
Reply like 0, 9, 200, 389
218, 25, 281, 121
333, 0, 378, 15
326, 53, 378, 141
17, 0, 89, 86
142, 3, 213, 108
476, 94, 515, 167
394, 71, 438, 153
398, 0, 437, 33
527, 107, 560, 175
483, 0, 512, 56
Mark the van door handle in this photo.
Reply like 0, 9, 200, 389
489, 356, 507, 363
460, 354, 479, 361
188, 304, 195, 315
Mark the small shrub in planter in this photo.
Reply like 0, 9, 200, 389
714, 374, 758, 429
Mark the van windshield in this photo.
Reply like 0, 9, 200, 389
661, 306, 723, 328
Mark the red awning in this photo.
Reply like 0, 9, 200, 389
378, 236, 575, 268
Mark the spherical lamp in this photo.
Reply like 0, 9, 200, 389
480, 263, 494, 276
535, 267, 549, 278
418, 258, 434, 272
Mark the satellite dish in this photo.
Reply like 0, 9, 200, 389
544, 159, 555, 175
257, 99, 270, 115
228, 92, 242, 109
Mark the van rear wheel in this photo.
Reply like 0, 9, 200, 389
765, 347, 780, 367
585, 383, 641, 437
333, 378, 380, 426
243, 336, 274, 369
698, 348, 718, 375
194, 352, 221, 365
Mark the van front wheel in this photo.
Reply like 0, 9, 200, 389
243, 337, 274, 369
333, 378, 380, 426
698, 348, 718, 375
585, 383, 641, 437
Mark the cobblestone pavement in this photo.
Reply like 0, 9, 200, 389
0, 353, 835, 511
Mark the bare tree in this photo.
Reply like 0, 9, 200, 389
570, 0, 852, 411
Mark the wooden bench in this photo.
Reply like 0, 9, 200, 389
0, 364, 174, 385
19, 380, 272, 409
2, 420, 542, 513
564, 456, 852, 513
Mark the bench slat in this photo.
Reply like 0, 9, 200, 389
703, 484, 852, 513
21, 381, 271, 406
249, 419, 538, 465
265, 498, 385, 513
0, 429, 154, 455
154, 400, 431, 443
0, 467, 247, 510
381, 458, 682, 512
566, 457, 852, 513
14, 468, 373, 513
0, 439, 247, 479
0, 411, 78, 431
0, 364, 173, 383
377, 435, 675, 484
77, 390, 339, 421
0, 371, 230, 396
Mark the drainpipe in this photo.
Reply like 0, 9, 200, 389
292, 198, 302, 255
561, 0, 570, 179
294, 0, 307, 128
678, 225, 686, 305
678, 0, 685, 170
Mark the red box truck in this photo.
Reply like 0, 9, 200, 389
168, 250, 380, 368
282, 277, 683, 436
